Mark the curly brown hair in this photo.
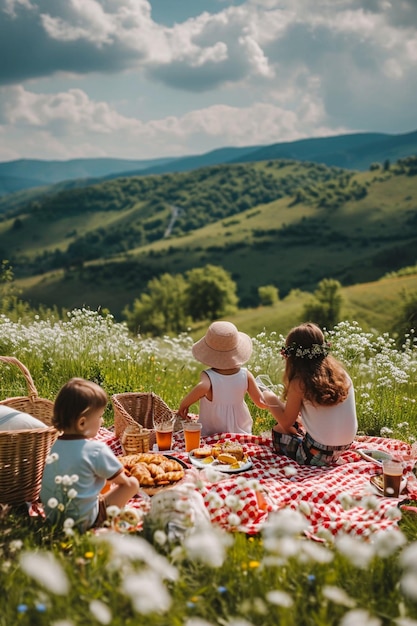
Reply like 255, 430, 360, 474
283, 323, 350, 405
53, 377, 108, 431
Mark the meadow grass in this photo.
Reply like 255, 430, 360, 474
0, 310, 417, 626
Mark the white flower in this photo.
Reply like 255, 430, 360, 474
9, 540, 23, 552
322, 585, 355, 608
20, 551, 69, 595
63, 518, 75, 529
336, 535, 374, 569
106, 505, 121, 519
184, 526, 232, 568
45, 453, 59, 464
47, 497, 59, 509
89, 599, 112, 625
62, 474, 73, 486
401, 572, 417, 600
70, 474, 79, 483
401, 542, 417, 572
54, 476, 63, 484
339, 609, 381, 626
372, 529, 406, 558
338, 492, 355, 510
122, 570, 172, 614
265, 590, 293, 607
153, 530, 167, 546
227, 513, 241, 527
67, 489, 78, 500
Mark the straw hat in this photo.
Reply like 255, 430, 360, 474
192, 321, 252, 369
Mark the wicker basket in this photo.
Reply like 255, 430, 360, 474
112, 392, 182, 448
0, 356, 57, 505
121, 424, 151, 454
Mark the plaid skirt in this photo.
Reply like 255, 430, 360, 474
272, 425, 352, 467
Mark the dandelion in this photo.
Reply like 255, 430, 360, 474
20, 551, 69, 595
372, 529, 406, 558
45, 453, 59, 464
67, 489, 78, 500
84, 552, 94, 559
9, 540, 23, 552
401, 572, 417, 601
47, 497, 59, 509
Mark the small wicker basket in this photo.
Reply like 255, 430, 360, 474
121, 423, 151, 454
0, 356, 57, 505
112, 391, 182, 448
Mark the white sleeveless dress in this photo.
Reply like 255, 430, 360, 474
199, 368, 253, 437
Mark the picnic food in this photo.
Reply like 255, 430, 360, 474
212, 442, 244, 462
118, 453, 185, 487
217, 453, 239, 465
193, 447, 213, 459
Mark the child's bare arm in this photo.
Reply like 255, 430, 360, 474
263, 379, 303, 433
178, 372, 211, 418
104, 470, 139, 509
247, 371, 269, 408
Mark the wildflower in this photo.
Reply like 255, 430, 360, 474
401, 542, 417, 572
184, 526, 233, 568
339, 608, 381, 626
298, 500, 311, 516
84, 552, 94, 559
122, 570, 172, 613
154, 530, 168, 546
89, 599, 112, 625
63, 518, 74, 529
385, 507, 402, 521
20, 551, 69, 595
106, 505, 121, 519
249, 560, 260, 568
338, 492, 355, 510
284, 466, 298, 477
372, 529, 406, 558
335, 535, 374, 569
401, 572, 417, 601
322, 585, 356, 608
9, 539, 23, 552
47, 497, 59, 509
67, 489, 78, 500
17, 604, 28, 613
266, 590, 293, 608
45, 453, 59, 464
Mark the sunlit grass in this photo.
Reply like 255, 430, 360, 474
1, 310, 417, 625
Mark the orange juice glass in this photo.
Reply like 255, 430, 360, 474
155, 426, 174, 451
183, 422, 202, 452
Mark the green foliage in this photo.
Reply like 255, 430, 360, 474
302, 279, 343, 330
124, 272, 190, 336
258, 285, 279, 306
185, 264, 238, 322
392, 290, 417, 347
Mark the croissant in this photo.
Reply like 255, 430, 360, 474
160, 458, 182, 472
159, 471, 184, 483
147, 463, 166, 478
130, 462, 155, 486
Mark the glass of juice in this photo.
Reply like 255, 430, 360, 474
153, 415, 176, 451
183, 421, 202, 453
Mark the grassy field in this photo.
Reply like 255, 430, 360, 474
0, 310, 417, 625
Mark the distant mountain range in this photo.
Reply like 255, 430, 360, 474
0, 128, 416, 197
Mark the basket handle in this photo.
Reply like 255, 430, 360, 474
0, 356, 39, 401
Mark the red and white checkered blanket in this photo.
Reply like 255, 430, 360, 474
96, 427, 417, 538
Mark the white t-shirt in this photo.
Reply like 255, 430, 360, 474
0, 405, 48, 430
300, 377, 357, 447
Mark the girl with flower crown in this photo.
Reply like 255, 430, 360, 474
263, 322, 357, 466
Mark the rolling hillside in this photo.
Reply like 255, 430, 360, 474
1, 128, 416, 197
0, 154, 415, 325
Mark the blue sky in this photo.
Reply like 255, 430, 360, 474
0, 0, 416, 162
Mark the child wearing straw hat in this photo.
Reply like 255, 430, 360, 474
178, 321, 268, 436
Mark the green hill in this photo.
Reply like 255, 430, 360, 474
0, 155, 415, 329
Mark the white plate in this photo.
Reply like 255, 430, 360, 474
357, 449, 393, 464
189, 451, 253, 474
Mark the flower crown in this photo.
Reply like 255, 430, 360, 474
280, 341, 331, 359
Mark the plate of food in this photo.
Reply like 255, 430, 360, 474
370, 474, 407, 495
357, 449, 393, 464
118, 452, 188, 495
189, 441, 253, 474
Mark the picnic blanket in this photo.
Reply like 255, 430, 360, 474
96, 427, 417, 539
